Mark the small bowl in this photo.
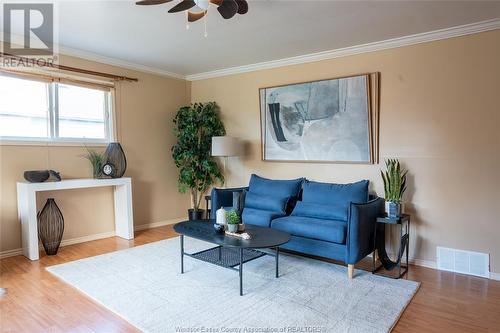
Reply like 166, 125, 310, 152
213, 223, 225, 233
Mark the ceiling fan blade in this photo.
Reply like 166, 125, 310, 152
209, 0, 223, 5
136, 0, 173, 5
235, 0, 248, 14
217, 0, 238, 19
188, 10, 207, 22
168, 0, 196, 13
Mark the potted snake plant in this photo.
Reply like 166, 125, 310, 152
381, 159, 408, 218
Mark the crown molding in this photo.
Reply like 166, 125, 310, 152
58, 45, 186, 80
3, 18, 499, 82
0, 33, 186, 80
185, 18, 500, 81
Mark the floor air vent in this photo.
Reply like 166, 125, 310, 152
437, 246, 490, 278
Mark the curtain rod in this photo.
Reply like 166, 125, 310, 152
0, 52, 138, 82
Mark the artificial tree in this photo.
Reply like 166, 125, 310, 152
172, 102, 226, 219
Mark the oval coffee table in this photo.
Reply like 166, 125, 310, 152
174, 220, 291, 296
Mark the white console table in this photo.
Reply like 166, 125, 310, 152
17, 177, 134, 260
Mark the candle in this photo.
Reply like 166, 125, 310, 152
216, 207, 226, 225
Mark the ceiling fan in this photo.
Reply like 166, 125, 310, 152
136, 0, 248, 22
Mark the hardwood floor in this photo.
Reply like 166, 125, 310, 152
1, 225, 499, 333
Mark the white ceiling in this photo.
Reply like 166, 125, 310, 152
14, 1, 500, 76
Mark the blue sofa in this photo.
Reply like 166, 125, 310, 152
210, 174, 384, 279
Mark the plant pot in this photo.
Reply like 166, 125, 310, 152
386, 201, 402, 218
188, 209, 205, 221
227, 224, 238, 233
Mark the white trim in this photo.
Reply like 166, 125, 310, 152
185, 18, 500, 81
3, 19, 499, 81
490, 272, 500, 281
0, 217, 184, 259
58, 45, 186, 81
0, 32, 185, 80
0, 140, 108, 147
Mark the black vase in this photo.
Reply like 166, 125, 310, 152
37, 198, 64, 255
103, 142, 127, 178
188, 209, 205, 221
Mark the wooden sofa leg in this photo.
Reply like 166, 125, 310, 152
348, 264, 354, 279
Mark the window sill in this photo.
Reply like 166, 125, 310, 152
0, 139, 110, 147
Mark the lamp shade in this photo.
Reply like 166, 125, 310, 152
211, 136, 241, 157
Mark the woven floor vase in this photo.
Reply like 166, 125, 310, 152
103, 142, 127, 178
37, 198, 64, 255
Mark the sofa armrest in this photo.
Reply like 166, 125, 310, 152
209, 187, 248, 219
346, 197, 384, 264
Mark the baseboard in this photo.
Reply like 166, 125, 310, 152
60, 231, 117, 247
0, 217, 184, 260
409, 258, 437, 269
368, 253, 500, 280
3, 225, 500, 280
134, 218, 184, 231
0, 248, 23, 259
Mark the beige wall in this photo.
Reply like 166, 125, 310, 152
191, 30, 500, 273
0, 53, 190, 253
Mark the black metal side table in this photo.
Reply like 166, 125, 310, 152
372, 214, 410, 279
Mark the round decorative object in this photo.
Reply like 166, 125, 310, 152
102, 163, 116, 177
24, 170, 61, 183
213, 223, 224, 234
103, 142, 127, 178
37, 198, 64, 255
24, 170, 49, 183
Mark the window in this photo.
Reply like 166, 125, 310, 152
0, 75, 113, 143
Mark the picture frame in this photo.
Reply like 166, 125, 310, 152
259, 72, 379, 164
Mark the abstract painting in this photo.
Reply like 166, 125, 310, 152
259, 73, 377, 163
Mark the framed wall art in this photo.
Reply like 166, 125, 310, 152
259, 72, 379, 164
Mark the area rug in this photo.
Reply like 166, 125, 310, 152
47, 237, 419, 333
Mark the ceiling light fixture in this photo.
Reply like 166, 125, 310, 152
136, 0, 248, 37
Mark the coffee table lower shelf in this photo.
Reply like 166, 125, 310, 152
180, 235, 280, 296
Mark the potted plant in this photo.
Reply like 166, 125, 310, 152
84, 148, 105, 179
172, 102, 226, 220
226, 210, 240, 233
381, 158, 408, 218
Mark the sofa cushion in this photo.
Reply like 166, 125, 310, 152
302, 180, 369, 220
271, 216, 347, 244
242, 208, 284, 227
248, 174, 303, 198
244, 191, 288, 214
291, 201, 347, 221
